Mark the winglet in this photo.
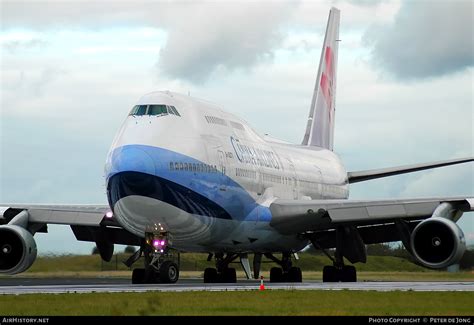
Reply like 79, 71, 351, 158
302, 7, 340, 150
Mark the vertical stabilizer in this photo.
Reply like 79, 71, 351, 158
301, 7, 340, 150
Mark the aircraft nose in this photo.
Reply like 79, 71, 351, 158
108, 145, 156, 177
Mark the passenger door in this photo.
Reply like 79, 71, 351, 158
288, 159, 299, 200
204, 135, 229, 192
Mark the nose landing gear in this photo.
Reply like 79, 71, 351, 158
130, 227, 180, 284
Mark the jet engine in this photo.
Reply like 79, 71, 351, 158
411, 217, 466, 269
0, 225, 37, 274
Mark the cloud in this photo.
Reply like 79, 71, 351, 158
2, 66, 67, 99
158, 3, 293, 82
1, 1, 473, 253
1, 39, 47, 53
400, 164, 473, 198
364, 1, 473, 79
75, 45, 161, 54
1, 1, 295, 83
0, 0, 151, 29
344, 0, 388, 6
288, 0, 401, 30
467, 232, 474, 242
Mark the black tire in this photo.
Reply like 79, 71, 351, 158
270, 267, 283, 282
144, 269, 159, 284
222, 268, 237, 283
341, 265, 357, 282
287, 267, 303, 282
204, 268, 218, 283
132, 268, 145, 284
159, 261, 179, 283
322, 265, 339, 282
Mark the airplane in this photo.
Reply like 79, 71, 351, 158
0, 7, 472, 284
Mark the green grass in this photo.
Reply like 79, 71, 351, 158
0, 291, 472, 315
26, 254, 131, 273
8, 270, 474, 282
27, 253, 429, 273
3, 254, 472, 316
14, 253, 472, 281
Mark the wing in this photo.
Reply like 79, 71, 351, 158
347, 157, 474, 183
1, 204, 110, 226
270, 197, 473, 234
270, 196, 473, 266
0, 204, 140, 247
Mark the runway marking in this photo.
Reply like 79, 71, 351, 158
0, 281, 472, 295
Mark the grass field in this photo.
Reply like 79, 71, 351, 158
14, 252, 473, 281
0, 291, 472, 316
9, 270, 474, 282
1, 253, 472, 316
26, 253, 432, 273
21, 252, 441, 273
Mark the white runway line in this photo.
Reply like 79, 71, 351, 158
0, 281, 472, 295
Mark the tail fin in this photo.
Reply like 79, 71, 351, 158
301, 7, 340, 150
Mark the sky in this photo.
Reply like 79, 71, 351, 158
0, 0, 473, 255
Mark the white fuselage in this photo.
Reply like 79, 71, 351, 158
105, 91, 349, 253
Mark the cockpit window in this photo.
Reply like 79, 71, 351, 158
148, 105, 168, 116
129, 104, 181, 117
129, 105, 147, 116
168, 106, 181, 116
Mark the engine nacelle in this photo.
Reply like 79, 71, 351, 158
411, 217, 466, 269
0, 225, 37, 274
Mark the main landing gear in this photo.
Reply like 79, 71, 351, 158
127, 227, 180, 284
264, 252, 302, 283
310, 226, 361, 282
203, 253, 238, 283
203, 252, 303, 283
318, 248, 358, 282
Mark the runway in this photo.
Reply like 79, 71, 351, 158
0, 278, 472, 294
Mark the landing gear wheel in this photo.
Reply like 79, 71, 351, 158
270, 267, 283, 282
144, 268, 158, 284
222, 268, 237, 283
159, 261, 179, 283
204, 268, 218, 283
322, 265, 339, 282
341, 265, 357, 282
287, 267, 302, 282
132, 268, 145, 284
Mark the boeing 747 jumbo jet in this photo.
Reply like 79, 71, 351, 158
1, 8, 473, 284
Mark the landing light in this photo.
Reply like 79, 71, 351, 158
105, 211, 113, 218
152, 239, 167, 248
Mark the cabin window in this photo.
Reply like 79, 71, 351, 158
230, 121, 245, 130
204, 115, 227, 126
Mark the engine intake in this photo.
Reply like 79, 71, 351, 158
411, 217, 465, 269
0, 225, 37, 274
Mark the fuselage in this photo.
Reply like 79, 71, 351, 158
104, 91, 349, 253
